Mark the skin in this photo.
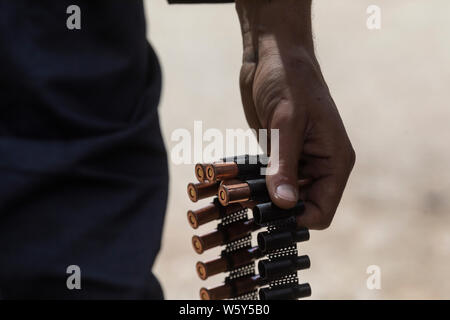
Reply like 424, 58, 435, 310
236, 0, 355, 230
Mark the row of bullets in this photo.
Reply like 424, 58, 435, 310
187, 155, 312, 300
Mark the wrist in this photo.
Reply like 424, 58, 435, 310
236, 0, 314, 52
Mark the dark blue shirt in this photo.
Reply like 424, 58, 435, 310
0, 0, 167, 299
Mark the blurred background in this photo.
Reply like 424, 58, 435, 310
147, 0, 450, 299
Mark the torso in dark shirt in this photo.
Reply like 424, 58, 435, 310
0, 0, 167, 299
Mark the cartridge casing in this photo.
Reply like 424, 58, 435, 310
195, 163, 207, 182
218, 178, 270, 206
206, 159, 267, 182
192, 219, 260, 254
187, 201, 244, 229
196, 246, 263, 280
200, 275, 267, 300
187, 181, 219, 202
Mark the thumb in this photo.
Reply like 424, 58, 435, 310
265, 100, 305, 209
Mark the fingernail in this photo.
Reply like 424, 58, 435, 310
275, 184, 298, 202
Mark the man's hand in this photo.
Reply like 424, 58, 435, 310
236, 0, 355, 230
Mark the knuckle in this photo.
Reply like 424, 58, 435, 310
315, 207, 336, 230
315, 215, 333, 230
315, 221, 330, 231
348, 145, 356, 167
339, 140, 356, 171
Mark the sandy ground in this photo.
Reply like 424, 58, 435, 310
146, 0, 450, 299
